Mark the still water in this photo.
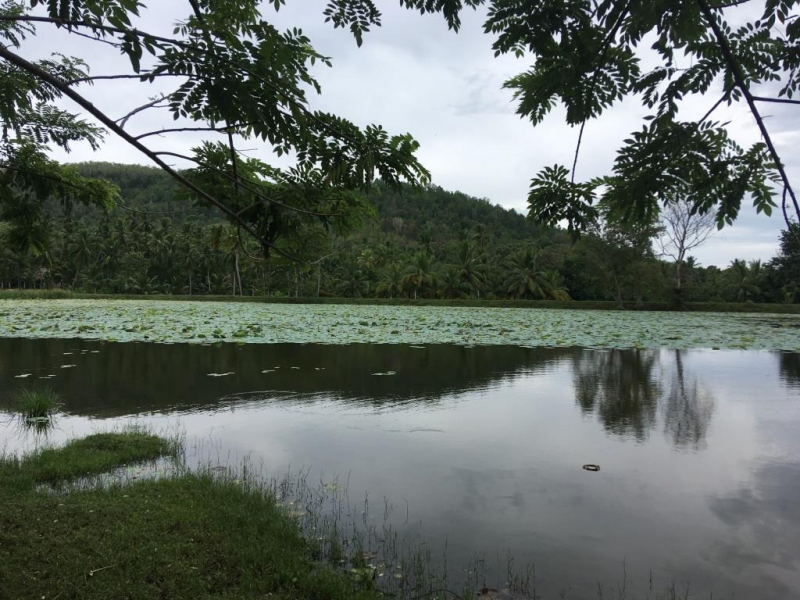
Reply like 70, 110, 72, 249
1, 338, 799, 599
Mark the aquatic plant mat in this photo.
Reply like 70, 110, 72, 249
2, 299, 800, 350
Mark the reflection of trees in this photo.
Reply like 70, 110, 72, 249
572, 349, 716, 448
662, 350, 715, 450
0, 339, 571, 417
572, 349, 661, 440
778, 351, 800, 389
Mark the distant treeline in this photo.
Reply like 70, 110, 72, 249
0, 162, 797, 304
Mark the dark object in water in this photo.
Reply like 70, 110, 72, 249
582, 464, 600, 472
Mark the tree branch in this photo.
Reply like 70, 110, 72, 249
153, 151, 343, 218
66, 73, 181, 86
134, 124, 253, 140
752, 95, 800, 106
0, 44, 298, 261
699, 92, 729, 124
116, 95, 169, 129
0, 13, 366, 151
571, 0, 632, 182
571, 121, 587, 184
698, 0, 800, 228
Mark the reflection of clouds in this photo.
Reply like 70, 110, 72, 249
706, 462, 800, 595
450, 467, 530, 516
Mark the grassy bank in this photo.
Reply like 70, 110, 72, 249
3, 288, 800, 314
0, 432, 381, 599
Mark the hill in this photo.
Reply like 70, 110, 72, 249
2, 162, 792, 305
70, 162, 551, 247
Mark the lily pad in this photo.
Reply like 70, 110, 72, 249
1, 299, 798, 351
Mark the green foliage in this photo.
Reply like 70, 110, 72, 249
0, 432, 385, 599
0, 0, 430, 256
6, 430, 175, 486
379, 0, 799, 233
528, 164, 598, 238
0, 162, 794, 305
14, 387, 60, 421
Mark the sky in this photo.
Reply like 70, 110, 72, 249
26, 0, 799, 267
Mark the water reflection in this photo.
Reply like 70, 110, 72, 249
662, 351, 715, 450
572, 349, 661, 441
1, 340, 799, 599
708, 461, 800, 595
779, 351, 800, 389
0, 340, 778, 454
0, 338, 572, 416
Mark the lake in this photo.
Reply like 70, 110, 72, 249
1, 316, 799, 599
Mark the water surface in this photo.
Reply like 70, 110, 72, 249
1, 339, 799, 599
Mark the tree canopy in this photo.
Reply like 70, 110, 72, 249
0, 0, 429, 258
0, 0, 797, 262
3, 162, 796, 305
334, 0, 799, 236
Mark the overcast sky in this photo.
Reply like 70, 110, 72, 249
31, 0, 798, 267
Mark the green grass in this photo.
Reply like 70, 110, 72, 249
14, 387, 61, 422
3, 288, 800, 313
0, 432, 383, 600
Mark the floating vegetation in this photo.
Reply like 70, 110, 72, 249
371, 371, 397, 376
0, 299, 799, 351
207, 372, 235, 377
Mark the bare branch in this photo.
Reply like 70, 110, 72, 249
116, 95, 168, 129
134, 124, 252, 141
571, 121, 587, 184
67, 73, 181, 86
752, 95, 800, 106
699, 93, 728, 124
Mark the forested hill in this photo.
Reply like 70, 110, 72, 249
3, 162, 795, 304
72, 162, 547, 246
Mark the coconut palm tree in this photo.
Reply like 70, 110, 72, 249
725, 259, 760, 302
211, 224, 243, 295
68, 229, 94, 287
376, 263, 404, 298
403, 251, 436, 299
540, 270, 571, 301
455, 242, 486, 298
438, 266, 469, 299
357, 249, 376, 295
503, 246, 551, 299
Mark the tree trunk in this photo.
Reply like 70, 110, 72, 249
234, 251, 242, 296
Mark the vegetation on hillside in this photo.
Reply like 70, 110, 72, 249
1, 163, 796, 305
